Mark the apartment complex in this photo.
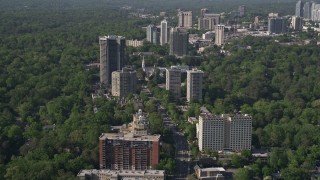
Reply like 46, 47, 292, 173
77, 169, 165, 180
99, 133, 160, 170
215, 25, 225, 46
268, 18, 287, 34
111, 67, 137, 97
169, 27, 189, 56
160, 19, 168, 45
197, 113, 252, 152
146, 25, 159, 45
166, 67, 181, 100
187, 68, 203, 102
126, 39, 144, 47
198, 14, 220, 30
291, 16, 303, 30
99, 35, 126, 85
239, 5, 246, 17
178, 11, 193, 28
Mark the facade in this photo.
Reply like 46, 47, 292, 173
198, 14, 220, 30
194, 165, 225, 180
131, 109, 149, 135
111, 68, 137, 97
178, 11, 193, 28
215, 25, 224, 46
268, 18, 287, 34
200, 8, 208, 17
291, 16, 303, 30
77, 169, 165, 180
146, 25, 159, 45
187, 68, 203, 102
99, 35, 126, 85
166, 67, 181, 100
169, 27, 189, 56
126, 39, 144, 47
296, 0, 303, 17
198, 113, 225, 151
99, 133, 160, 170
197, 113, 252, 152
160, 19, 168, 45
238, 5, 246, 17
303, 1, 313, 19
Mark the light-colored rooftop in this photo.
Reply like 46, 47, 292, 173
78, 169, 165, 178
99, 133, 160, 141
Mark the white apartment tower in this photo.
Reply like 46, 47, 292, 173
187, 68, 203, 102
166, 67, 181, 100
160, 19, 168, 45
215, 25, 224, 46
178, 11, 193, 28
198, 113, 225, 151
197, 113, 252, 152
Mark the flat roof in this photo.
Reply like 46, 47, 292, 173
78, 169, 165, 177
99, 133, 160, 141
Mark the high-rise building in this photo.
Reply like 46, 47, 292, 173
268, 18, 288, 34
178, 11, 193, 28
146, 25, 159, 45
166, 67, 181, 100
198, 113, 225, 151
99, 133, 160, 170
200, 8, 208, 17
291, 16, 303, 30
100, 35, 126, 85
111, 67, 137, 97
215, 25, 225, 46
187, 68, 203, 102
239, 5, 246, 17
197, 113, 252, 152
160, 19, 168, 45
312, 4, 320, 22
303, 1, 313, 19
296, 0, 304, 17
169, 27, 189, 56
198, 14, 220, 30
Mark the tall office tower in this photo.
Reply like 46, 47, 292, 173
146, 25, 159, 45
100, 35, 126, 85
166, 67, 181, 100
215, 25, 225, 46
187, 68, 203, 102
197, 113, 252, 152
198, 113, 225, 151
178, 11, 193, 28
111, 67, 137, 97
312, 4, 320, 21
169, 27, 189, 56
303, 1, 313, 19
200, 8, 208, 17
296, 0, 304, 17
160, 19, 168, 45
291, 16, 303, 30
224, 114, 252, 151
198, 14, 220, 30
238, 5, 246, 17
268, 18, 288, 34
99, 133, 160, 170
132, 109, 149, 135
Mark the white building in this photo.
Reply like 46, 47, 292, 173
126, 39, 144, 47
178, 11, 193, 28
197, 113, 252, 152
160, 19, 168, 45
215, 25, 224, 46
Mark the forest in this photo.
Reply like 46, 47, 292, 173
0, 0, 320, 179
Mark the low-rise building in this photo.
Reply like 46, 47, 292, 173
194, 165, 225, 180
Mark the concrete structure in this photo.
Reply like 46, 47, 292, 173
197, 113, 252, 152
303, 1, 313, 19
291, 16, 303, 30
77, 169, 165, 180
160, 19, 168, 45
202, 31, 214, 40
194, 165, 225, 180
187, 68, 203, 102
215, 25, 224, 46
131, 109, 149, 135
146, 25, 159, 45
178, 11, 193, 28
198, 14, 220, 30
296, 0, 303, 17
166, 67, 181, 100
111, 67, 137, 97
239, 5, 246, 17
99, 133, 160, 170
312, 3, 320, 22
268, 18, 287, 34
169, 27, 189, 56
99, 35, 126, 85
126, 39, 144, 47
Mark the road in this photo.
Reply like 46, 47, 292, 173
162, 109, 191, 179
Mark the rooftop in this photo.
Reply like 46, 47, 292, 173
99, 133, 160, 141
78, 169, 165, 178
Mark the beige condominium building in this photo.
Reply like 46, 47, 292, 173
111, 67, 136, 97
178, 11, 193, 28
215, 25, 225, 46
